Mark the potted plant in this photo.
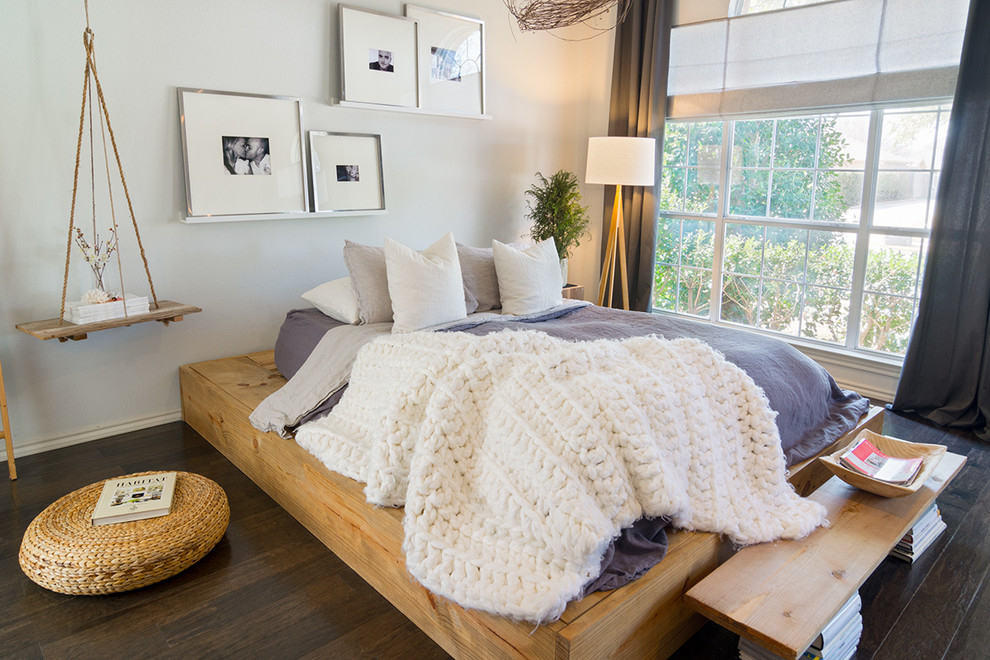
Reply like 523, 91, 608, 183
525, 170, 591, 284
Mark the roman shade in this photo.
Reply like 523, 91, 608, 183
668, 0, 969, 119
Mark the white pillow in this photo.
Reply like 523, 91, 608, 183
301, 277, 360, 324
384, 232, 467, 333
492, 239, 563, 315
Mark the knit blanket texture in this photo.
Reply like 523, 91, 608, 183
294, 329, 827, 622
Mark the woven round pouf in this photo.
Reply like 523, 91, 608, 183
19, 471, 229, 595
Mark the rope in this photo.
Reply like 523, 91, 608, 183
59, 32, 93, 324
59, 5, 160, 324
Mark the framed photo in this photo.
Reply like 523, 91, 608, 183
309, 131, 385, 214
405, 4, 486, 116
177, 88, 308, 218
339, 5, 419, 108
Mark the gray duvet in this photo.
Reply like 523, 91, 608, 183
273, 304, 868, 466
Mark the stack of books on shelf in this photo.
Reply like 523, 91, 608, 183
738, 592, 862, 660
889, 502, 946, 563
66, 293, 150, 324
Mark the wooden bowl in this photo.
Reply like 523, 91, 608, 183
819, 429, 947, 497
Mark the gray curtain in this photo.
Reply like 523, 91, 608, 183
892, 0, 990, 439
601, 0, 672, 311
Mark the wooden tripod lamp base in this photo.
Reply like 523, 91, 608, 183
585, 136, 656, 312
597, 185, 629, 310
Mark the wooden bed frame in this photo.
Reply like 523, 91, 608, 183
179, 349, 883, 659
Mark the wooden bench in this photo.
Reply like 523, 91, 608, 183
685, 451, 966, 659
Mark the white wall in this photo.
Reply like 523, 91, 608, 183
0, 0, 614, 459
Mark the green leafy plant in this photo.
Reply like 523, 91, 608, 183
525, 170, 591, 261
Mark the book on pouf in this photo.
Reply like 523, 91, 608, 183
91, 472, 177, 526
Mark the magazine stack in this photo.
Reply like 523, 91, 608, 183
67, 293, 150, 324
889, 502, 946, 563
738, 592, 862, 660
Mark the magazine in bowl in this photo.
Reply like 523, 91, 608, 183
819, 429, 947, 497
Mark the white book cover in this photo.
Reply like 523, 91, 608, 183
91, 472, 177, 525
811, 592, 862, 650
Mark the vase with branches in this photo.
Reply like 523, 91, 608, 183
525, 170, 591, 271
74, 226, 119, 303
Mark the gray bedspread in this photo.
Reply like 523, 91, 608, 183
272, 304, 868, 465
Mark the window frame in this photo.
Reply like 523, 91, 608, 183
655, 100, 951, 361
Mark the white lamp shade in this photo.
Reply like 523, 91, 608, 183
585, 136, 656, 186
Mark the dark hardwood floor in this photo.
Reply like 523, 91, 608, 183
1, 411, 987, 659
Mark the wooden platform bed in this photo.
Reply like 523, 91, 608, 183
178, 349, 898, 659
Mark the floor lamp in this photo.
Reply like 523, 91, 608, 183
585, 137, 656, 310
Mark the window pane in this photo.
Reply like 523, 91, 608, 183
688, 122, 723, 166
653, 265, 677, 311
732, 120, 774, 168
816, 171, 862, 223
802, 286, 849, 344
663, 123, 688, 168
760, 280, 801, 333
728, 169, 769, 216
764, 226, 808, 280
770, 169, 813, 219
653, 218, 715, 317
873, 171, 933, 230
686, 168, 720, 214
721, 274, 759, 325
865, 235, 923, 297
656, 217, 681, 265
677, 268, 713, 316
659, 167, 687, 212
806, 230, 854, 288
859, 293, 915, 354
724, 224, 764, 276
773, 118, 819, 168
927, 172, 940, 228
879, 110, 938, 170
681, 219, 715, 268
934, 109, 951, 169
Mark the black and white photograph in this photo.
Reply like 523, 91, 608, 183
430, 46, 461, 82
336, 165, 360, 182
368, 49, 394, 72
178, 87, 307, 218
222, 136, 271, 175
309, 131, 384, 214
339, 6, 418, 108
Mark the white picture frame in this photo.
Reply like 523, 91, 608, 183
309, 131, 386, 214
405, 4, 486, 116
177, 88, 308, 218
339, 5, 419, 108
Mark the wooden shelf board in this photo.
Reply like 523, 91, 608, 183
684, 451, 966, 660
16, 301, 201, 342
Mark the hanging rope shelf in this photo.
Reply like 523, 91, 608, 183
17, 1, 199, 343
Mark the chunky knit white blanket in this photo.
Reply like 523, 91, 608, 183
294, 329, 827, 622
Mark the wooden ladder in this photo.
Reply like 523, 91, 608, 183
0, 358, 16, 480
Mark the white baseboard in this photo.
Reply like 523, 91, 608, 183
0, 409, 184, 464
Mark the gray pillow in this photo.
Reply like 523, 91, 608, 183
343, 240, 392, 324
344, 239, 480, 322
456, 243, 501, 312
